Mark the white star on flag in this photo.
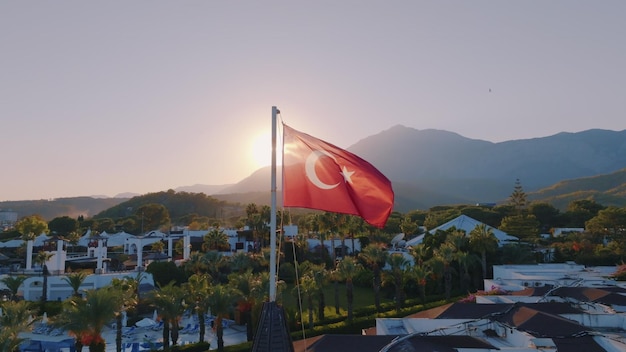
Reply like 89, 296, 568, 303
341, 166, 355, 184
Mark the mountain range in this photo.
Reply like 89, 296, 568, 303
3, 126, 626, 219
211, 126, 626, 210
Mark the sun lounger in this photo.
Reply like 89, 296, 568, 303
32, 323, 50, 334
48, 328, 64, 336
178, 323, 192, 334
150, 321, 164, 331
122, 326, 135, 338
183, 324, 199, 334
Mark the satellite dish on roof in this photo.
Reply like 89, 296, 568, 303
391, 233, 405, 244
398, 240, 406, 248
390, 233, 405, 249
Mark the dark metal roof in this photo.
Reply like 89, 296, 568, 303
553, 336, 608, 352
384, 335, 498, 352
495, 306, 589, 338
553, 287, 611, 302
594, 292, 626, 306
293, 335, 397, 352
518, 302, 584, 315
596, 286, 626, 294
433, 302, 582, 319
552, 287, 626, 306
293, 335, 498, 352
436, 303, 511, 319
252, 302, 294, 352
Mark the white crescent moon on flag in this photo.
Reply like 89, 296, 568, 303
305, 150, 340, 190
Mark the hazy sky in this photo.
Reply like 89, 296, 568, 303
2, 1, 625, 201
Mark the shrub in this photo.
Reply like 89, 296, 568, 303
352, 269, 373, 288
171, 342, 210, 352
146, 261, 186, 286
279, 262, 296, 284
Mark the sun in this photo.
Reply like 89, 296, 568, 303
250, 131, 273, 168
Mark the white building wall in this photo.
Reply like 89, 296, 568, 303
0, 272, 154, 301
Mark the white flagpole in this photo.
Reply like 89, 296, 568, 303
269, 106, 278, 302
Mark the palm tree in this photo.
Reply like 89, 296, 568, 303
62, 272, 88, 298
359, 243, 389, 312
59, 287, 123, 352
34, 250, 54, 302
311, 264, 329, 321
230, 252, 256, 274
208, 284, 241, 352
228, 270, 258, 341
249, 248, 271, 272
317, 230, 330, 261
335, 214, 349, 258
185, 274, 211, 343
345, 215, 365, 256
449, 230, 469, 252
0, 275, 27, 301
147, 282, 187, 350
245, 203, 269, 250
409, 243, 429, 266
335, 257, 363, 321
430, 242, 457, 300
57, 298, 90, 352
151, 240, 165, 253
411, 264, 431, 304
65, 231, 82, 253
123, 271, 148, 302
0, 300, 34, 352
110, 277, 138, 352
202, 228, 229, 251
184, 251, 208, 275
299, 261, 328, 321
295, 273, 317, 329
293, 234, 310, 263
317, 212, 337, 261
328, 268, 341, 315
202, 251, 227, 284
456, 251, 479, 293
383, 254, 410, 312
469, 224, 499, 279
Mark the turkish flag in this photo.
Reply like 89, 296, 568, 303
282, 124, 394, 228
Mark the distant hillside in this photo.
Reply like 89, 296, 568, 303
528, 168, 626, 210
211, 191, 273, 207
94, 190, 245, 223
7, 127, 626, 218
0, 197, 128, 221
175, 184, 231, 195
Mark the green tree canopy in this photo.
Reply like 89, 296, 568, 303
529, 202, 562, 230
16, 215, 48, 241
48, 216, 79, 236
564, 199, 606, 227
136, 203, 171, 233
586, 206, 626, 244
499, 214, 540, 241
509, 178, 528, 213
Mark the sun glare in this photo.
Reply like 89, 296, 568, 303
250, 132, 272, 168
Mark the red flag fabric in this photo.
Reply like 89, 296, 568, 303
282, 124, 394, 228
